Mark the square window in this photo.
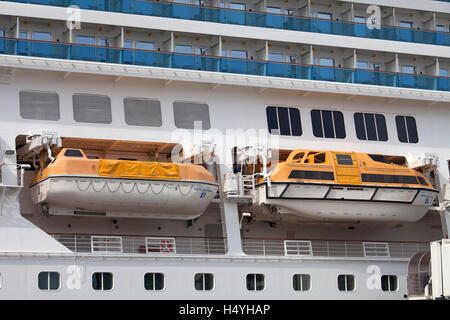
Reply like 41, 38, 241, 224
38, 272, 60, 291
144, 273, 164, 291
92, 272, 113, 291
194, 273, 214, 291
337, 274, 355, 291
246, 274, 265, 291
293, 274, 311, 291
381, 275, 398, 292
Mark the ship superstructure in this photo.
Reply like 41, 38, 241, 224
0, 0, 449, 299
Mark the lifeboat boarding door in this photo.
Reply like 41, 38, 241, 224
332, 153, 361, 185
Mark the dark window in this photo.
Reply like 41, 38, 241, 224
361, 174, 419, 184
381, 275, 398, 292
64, 149, 83, 157
293, 274, 311, 291
266, 106, 302, 136
311, 109, 345, 139
417, 176, 428, 186
396, 116, 418, 143
144, 273, 164, 291
194, 273, 214, 291
246, 274, 265, 291
336, 154, 353, 165
92, 272, 113, 291
38, 272, 60, 291
338, 274, 355, 291
354, 113, 388, 141
288, 170, 334, 180
368, 154, 389, 164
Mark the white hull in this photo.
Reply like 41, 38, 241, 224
31, 176, 218, 219
256, 183, 437, 222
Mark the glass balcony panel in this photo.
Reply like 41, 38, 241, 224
228, 10, 246, 25
399, 29, 413, 42
316, 67, 336, 81
122, 49, 134, 64
438, 78, 449, 91
173, 53, 194, 69
172, 3, 191, 19
72, 44, 97, 61
267, 61, 285, 77
398, 74, 416, 88
265, 13, 283, 29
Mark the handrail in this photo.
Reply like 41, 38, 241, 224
1, 37, 449, 79
6, 0, 450, 35
4, 0, 449, 46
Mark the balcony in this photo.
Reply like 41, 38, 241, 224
6, 0, 450, 47
1, 37, 448, 91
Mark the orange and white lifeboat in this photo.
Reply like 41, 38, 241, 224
30, 148, 218, 219
255, 149, 438, 222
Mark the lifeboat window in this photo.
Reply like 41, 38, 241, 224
337, 274, 355, 292
293, 274, 311, 291
354, 113, 388, 142
361, 174, 419, 184
144, 273, 165, 291
19, 90, 60, 121
381, 275, 398, 292
266, 106, 302, 136
417, 176, 428, 186
396, 115, 418, 143
92, 272, 113, 291
194, 273, 214, 291
246, 274, 265, 291
38, 272, 60, 291
336, 154, 353, 165
368, 154, 389, 164
313, 152, 326, 164
124, 97, 162, 127
64, 149, 84, 157
292, 152, 305, 162
311, 109, 345, 139
288, 170, 334, 180
73, 94, 112, 124
173, 101, 210, 130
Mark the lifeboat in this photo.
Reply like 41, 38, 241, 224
254, 149, 438, 222
30, 148, 218, 219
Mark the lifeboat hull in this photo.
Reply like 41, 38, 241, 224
31, 176, 218, 219
255, 183, 438, 222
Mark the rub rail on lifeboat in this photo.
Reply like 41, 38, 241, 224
255, 149, 439, 222
31, 148, 218, 219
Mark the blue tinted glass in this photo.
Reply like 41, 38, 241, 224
77, 36, 95, 45
33, 32, 52, 41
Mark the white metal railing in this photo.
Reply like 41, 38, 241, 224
284, 240, 312, 256
51, 234, 227, 255
363, 242, 390, 257
243, 238, 429, 258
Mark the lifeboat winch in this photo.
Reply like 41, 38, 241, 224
30, 148, 218, 219
253, 149, 439, 222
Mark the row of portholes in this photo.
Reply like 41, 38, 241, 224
3, 271, 399, 293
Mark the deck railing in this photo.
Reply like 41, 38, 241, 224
51, 233, 228, 255
242, 238, 430, 258
1, 38, 448, 92
6, 0, 449, 46
51, 233, 429, 259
